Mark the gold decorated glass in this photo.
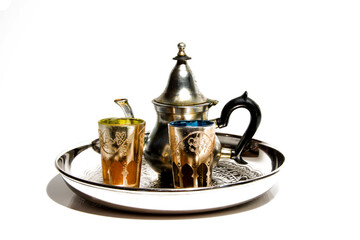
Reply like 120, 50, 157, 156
98, 118, 145, 187
168, 120, 216, 188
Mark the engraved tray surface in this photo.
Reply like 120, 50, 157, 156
55, 133, 285, 214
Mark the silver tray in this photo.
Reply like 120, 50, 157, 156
55, 133, 284, 214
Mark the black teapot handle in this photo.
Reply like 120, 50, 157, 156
215, 91, 261, 164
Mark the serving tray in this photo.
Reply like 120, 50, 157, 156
55, 133, 284, 214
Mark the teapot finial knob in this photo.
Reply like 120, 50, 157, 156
177, 42, 186, 56
173, 42, 191, 60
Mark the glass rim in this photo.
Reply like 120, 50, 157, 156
168, 120, 215, 128
98, 117, 145, 126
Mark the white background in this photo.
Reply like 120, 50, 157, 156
1, 0, 359, 239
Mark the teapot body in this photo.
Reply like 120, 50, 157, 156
144, 102, 221, 176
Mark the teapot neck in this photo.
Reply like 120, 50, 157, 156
153, 100, 212, 114
152, 101, 212, 124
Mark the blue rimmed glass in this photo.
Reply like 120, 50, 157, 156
168, 120, 216, 188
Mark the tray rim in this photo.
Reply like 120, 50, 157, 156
55, 132, 285, 193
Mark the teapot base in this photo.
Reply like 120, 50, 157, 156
143, 150, 173, 174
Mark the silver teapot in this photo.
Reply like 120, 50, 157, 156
142, 43, 262, 177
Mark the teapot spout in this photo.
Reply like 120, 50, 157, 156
114, 98, 135, 118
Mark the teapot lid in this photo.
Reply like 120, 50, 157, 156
153, 43, 213, 106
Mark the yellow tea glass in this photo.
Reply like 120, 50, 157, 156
98, 118, 146, 187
